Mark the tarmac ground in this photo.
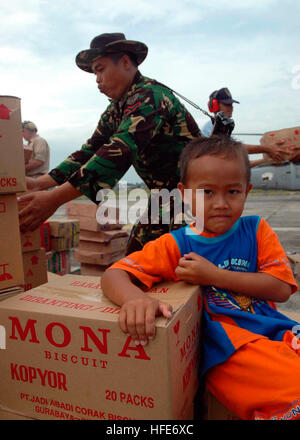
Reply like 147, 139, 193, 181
242, 191, 300, 314
53, 190, 300, 314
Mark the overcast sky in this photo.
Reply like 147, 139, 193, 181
1, 0, 299, 182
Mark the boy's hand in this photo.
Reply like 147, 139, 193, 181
175, 252, 219, 285
119, 297, 173, 346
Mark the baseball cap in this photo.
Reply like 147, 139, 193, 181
210, 88, 240, 105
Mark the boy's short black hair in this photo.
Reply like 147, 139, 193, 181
179, 135, 251, 185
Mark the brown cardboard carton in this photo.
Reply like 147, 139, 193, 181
46, 250, 71, 276
79, 236, 128, 254
17, 199, 42, 253
65, 201, 98, 218
22, 248, 48, 292
20, 229, 42, 254
0, 275, 202, 420
80, 263, 109, 277
80, 229, 128, 243
0, 96, 27, 193
50, 235, 80, 252
66, 201, 123, 231
0, 194, 24, 291
47, 272, 62, 282
288, 254, 300, 285
0, 287, 24, 302
68, 215, 122, 232
40, 222, 51, 251
74, 248, 125, 266
261, 126, 300, 164
48, 219, 80, 251
0, 406, 35, 420
49, 219, 80, 238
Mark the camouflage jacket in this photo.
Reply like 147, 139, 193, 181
49, 70, 200, 202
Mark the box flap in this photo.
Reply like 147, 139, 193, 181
0, 275, 201, 327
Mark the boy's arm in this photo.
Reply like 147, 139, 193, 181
101, 234, 180, 344
176, 253, 291, 302
101, 269, 172, 345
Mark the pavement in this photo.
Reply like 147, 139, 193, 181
242, 191, 300, 314
54, 190, 300, 313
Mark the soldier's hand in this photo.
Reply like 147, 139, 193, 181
18, 190, 60, 232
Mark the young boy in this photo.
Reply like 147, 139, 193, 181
102, 135, 299, 420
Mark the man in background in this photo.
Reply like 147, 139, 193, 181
22, 121, 50, 178
201, 87, 286, 165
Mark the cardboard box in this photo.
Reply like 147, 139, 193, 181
0, 287, 24, 302
66, 201, 123, 231
49, 219, 80, 238
288, 254, 300, 285
20, 229, 41, 254
0, 194, 24, 291
46, 250, 71, 276
79, 229, 129, 254
0, 406, 35, 420
48, 219, 80, 251
79, 236, 128, 254
80, 228, 129, 243
74, 248, 125, 266
22, 248, 48, 292
0, 96, 27, 194
17, 199, 42, 253
0, 275, 202, 420
80, 263, 109, 277
47, 272, 62, 282
40, 222, 51, 251
68, 215, 123, 232
261, 126, 300, 164
65, 201, 98, 218
51, 236, 80, 252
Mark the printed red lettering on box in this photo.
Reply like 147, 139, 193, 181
0, 263, 13, 281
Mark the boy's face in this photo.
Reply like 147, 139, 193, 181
178, 154, 252, 235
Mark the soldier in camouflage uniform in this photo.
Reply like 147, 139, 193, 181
19, 33, 200, 253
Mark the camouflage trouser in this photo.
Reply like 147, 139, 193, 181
125, 192, 188, 255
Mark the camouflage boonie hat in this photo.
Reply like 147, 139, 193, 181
76, 33, 148, 73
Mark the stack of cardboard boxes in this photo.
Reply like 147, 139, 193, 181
45, 219, 80, 276
0, 95, 48, 299
18, 202, 48, 291
66, 201, 129, 276
0, 96, 27, 299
